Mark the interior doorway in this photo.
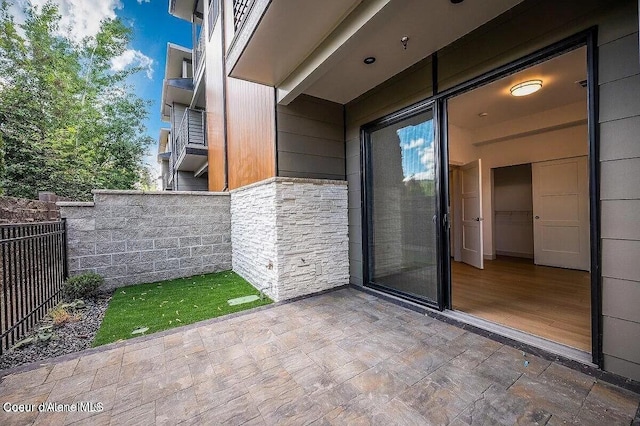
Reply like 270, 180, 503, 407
446, 46, 592, 352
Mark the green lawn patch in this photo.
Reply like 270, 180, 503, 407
93, 271, 271, 346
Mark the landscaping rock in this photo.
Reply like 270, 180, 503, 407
0, 292, 112, 371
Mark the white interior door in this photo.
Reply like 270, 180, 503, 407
461, 159, 484, 269
532, 156, 589, 271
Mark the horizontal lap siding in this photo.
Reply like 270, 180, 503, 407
597, 1, 640, 381
276, 95, 345, 181
175, 171, 208, 191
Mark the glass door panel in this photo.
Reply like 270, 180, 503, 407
366, 107, 439, 303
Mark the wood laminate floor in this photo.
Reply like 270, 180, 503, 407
452, 256, 591, 352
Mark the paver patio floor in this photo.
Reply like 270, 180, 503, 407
0, 288, 638, 425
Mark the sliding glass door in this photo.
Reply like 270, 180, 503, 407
363, 103, 443, 306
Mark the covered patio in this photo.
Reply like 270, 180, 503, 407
0, 288, 638, 425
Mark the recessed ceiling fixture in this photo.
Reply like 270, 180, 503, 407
450, 0, 464, 3
510, 80, 543, 97
363, 57, 376, 65
478, 112, 488, 118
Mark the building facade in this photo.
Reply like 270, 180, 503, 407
161, 0, 640, 383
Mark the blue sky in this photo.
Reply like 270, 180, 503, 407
116, 0, 192, 179
397, 121, 435, 182
9, 0, 193, 183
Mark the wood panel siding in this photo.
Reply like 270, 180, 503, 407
226, 77, 276, 190
206, 19, 226, 191
276, 95, 345, 181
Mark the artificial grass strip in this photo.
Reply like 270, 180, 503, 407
92, 271, 271, 346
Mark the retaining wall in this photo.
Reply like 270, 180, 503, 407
59, 190, 231, 289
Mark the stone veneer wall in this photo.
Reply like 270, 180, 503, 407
59, 190, 231, 290
231, 177, 349, 301
0, 196, 60, 223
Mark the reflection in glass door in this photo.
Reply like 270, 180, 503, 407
364, 106, 439, 304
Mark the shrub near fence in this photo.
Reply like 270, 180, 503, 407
0, 221, 68, 353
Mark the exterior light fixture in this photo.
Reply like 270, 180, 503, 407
363, 57, 376, 65
510, 80, 543, 97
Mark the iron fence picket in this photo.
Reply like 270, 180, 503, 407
0, 221, 68, 353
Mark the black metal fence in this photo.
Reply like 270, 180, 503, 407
232, 0, 253, 31
0, 220, 68, 353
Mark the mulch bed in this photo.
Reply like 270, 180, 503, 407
0, 292, 112, 371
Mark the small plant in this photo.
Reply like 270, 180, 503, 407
13, 326, 56, 349
63, 273, 104, 300
50, 305, 72, 326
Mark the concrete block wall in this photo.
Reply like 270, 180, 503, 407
59, 190, 231, 290
231, 177, 349, 301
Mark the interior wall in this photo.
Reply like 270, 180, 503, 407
448, 101, 589, 258
493, 164, 534, 258
448, 124, 478, 165
477, 123, 587, 257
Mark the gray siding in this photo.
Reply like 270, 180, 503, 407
597, 1, 640, 381
174, 171, 208, 191
343, 0, 640, 380
276, 95, 345, 180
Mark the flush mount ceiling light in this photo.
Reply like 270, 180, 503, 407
363, 57, 376, 65
510, 80, 543, 97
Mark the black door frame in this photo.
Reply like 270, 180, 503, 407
360, 100, 445, 310
360, 28, 602, 367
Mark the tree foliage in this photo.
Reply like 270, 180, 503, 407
0, 1, 154, 200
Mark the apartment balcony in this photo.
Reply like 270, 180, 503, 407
226, 0, 523, 105
173, 108, 207, 173
161, 44, 194, 122
169, 0, 203, 22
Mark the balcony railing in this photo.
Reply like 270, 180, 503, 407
208, 0, 219, 37
194, 28, 206, 78
169, 154, 175, 184
233, 0, 254, 32
174, 108, 206, 164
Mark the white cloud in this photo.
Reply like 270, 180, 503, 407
403, 146, 436, 181
403, 172, 434, 182
137, 0, 151, 3
111, 49, 154, 79
13, 0, 125, 43
401, 138, 425, 150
